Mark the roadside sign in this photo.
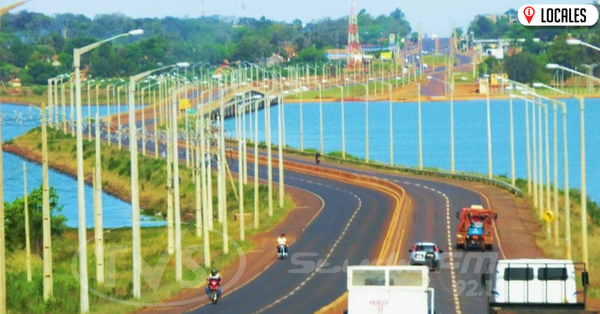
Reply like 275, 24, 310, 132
543, 209, 555, 222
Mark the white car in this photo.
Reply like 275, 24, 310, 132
409, 242, 443, 270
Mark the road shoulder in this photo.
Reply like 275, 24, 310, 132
136, 185, 323, 313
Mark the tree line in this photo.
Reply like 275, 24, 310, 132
0, 9, 412, 86
466, 7, 600, 84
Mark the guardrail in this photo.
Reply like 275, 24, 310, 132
275, 146, 523, 197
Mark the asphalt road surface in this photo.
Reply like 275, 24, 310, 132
101, 99, 502, 314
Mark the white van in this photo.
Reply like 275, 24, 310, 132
483, 259, 589, 312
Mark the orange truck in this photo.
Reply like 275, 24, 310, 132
455, 205, 497, 251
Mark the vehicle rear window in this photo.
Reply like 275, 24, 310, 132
504, 267, 534, 281
538, 267, 568, 281
417, 245, 434, 252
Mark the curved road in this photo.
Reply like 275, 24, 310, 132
105, 88, 504, 314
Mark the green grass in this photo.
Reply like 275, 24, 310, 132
421, 54, 457, 70
286, 79, 401, 100
6, 127, 295, 313
507, 178, 600, 299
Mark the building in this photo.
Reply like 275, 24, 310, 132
9, 78, 21, 87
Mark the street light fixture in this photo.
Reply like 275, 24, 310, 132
566, 38, 600, 53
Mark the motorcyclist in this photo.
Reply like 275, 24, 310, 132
205, 269, 222, 298
277, 233, 288, 256
315, 152, 321, 164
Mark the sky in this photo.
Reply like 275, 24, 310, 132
6, 0, 593, 35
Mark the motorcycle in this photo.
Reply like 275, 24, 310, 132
208, 279, 220, 304
315, 153, 321, 165
278, 243, 287, 259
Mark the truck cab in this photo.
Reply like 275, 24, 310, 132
456, 205, 497, 251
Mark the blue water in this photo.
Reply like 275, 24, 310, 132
228, 98, 600, 202
1, 103, 165, 228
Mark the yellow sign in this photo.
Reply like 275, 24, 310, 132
380, 52, 393, 60
543, 209, 555, 222
179, 99, 191, 111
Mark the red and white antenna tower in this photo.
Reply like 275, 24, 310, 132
347, 0, 361, 69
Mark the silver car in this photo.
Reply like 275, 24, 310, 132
408, 242, 443, 270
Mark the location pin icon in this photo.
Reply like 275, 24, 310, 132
524, 6, 535, 23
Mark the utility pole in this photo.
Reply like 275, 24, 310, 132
238, 105, 245, 241
266, 94, 273, 217
300, 88, 304, 151
538, 104, 543, 217
254, 98, 260, 229
544, 105, 551, 240
41, 102, 53, 300
48, 80, 53, 129
23, 162, 31, 282
127, 79, 141, 300
61, 76, 67, 133
525, 99, 531, 194
220, 108, 229, 253
242, 99, 248, 185
486, 81, 493, 179
70, 78, 75, 136
552, 104, 559, 246
365, 83, 370, 163
86, 80, 92, 141
186, 110, 190, 167
217, 79, 228, 252
107, 84, 112, 146
166, 118, 174, 255
416, 83, 423, 170
94, 111, 104, 285
532, 100, 538, 210
54, 77, 59, 128
117, 85, 123, 150
195, 117, 202, 238
509, 92, 515, 186
200, 111, 210, 267
319, 84, 323, 154
172, 91, 183, 281
206, 115, 214, 229
154, 90, 158, 158
142, 86, 147, 156
278, 97, 284, 208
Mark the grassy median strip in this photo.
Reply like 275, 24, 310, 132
5, 127, 295, 314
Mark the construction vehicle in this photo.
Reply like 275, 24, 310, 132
345, 265, 435, 314
456, 205, 497, 251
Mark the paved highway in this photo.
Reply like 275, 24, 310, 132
95, 126, 401, 313
104, 94, 503, 313
271, 152, 504, 314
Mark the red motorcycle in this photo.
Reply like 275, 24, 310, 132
208, 279, 221, 304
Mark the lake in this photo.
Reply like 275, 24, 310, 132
227, 97, 600, 202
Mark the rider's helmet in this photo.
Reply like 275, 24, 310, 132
280, 233, 285, 237
211, 269, 217, 276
